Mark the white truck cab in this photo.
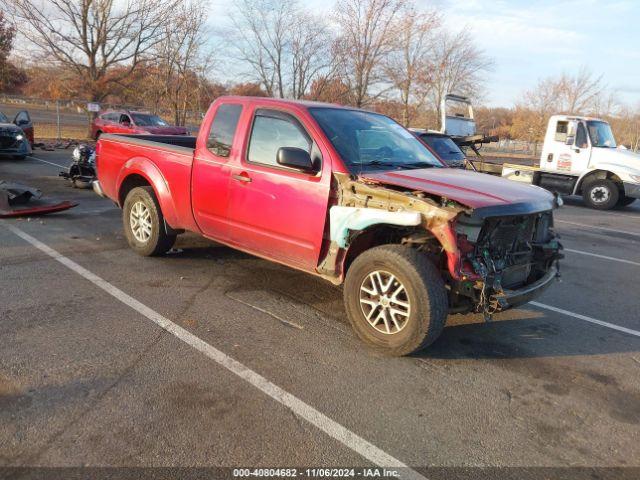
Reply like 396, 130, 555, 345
503, 115, 640, 209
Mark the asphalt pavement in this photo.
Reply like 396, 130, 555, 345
1, 151, 640, 479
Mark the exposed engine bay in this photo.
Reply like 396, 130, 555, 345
455, 211, 562, 318
320, 172, 562, 318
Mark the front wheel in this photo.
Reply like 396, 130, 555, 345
343, 244, 448, 356
582, 179, 619, 210
123, 186, 176, 256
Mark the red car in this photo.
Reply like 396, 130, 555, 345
91, 110, 189, 140
93, 96, 562, 356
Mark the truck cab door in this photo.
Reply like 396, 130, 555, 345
191, 102, 244, 242
225, 108, 331, 271
568, 122, 592, 173
543, 119, 590, 174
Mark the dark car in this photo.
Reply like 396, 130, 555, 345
414, 131, 466, 168
0, 110, 33, 160
91, 110, 189, 140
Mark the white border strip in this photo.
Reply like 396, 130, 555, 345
556, 219, 640, 237
27, 155, 67, 169
3, 222, 425, 480
564, 248, 640, 267
530, 301, 640, 338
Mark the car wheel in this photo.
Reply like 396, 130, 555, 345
123, 186, 176, 256
344, 244, 448, 356
616, 196, 636, 208
582, 179, 619, 210
13, 155, 26, 161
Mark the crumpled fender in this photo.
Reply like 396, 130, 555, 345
329, 206, 422, 248
116, 157, 180, 228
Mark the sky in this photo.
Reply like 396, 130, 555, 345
209, 0, 640, 108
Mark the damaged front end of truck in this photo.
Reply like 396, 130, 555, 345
318, 172, 563, 319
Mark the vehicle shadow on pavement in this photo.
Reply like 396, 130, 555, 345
420, 314, 639, 360
157, 242, 639, 360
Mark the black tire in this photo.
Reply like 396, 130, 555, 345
122, 186, 176, 256
13, 155, 26, 161
616, 196, 636, 208
343, 244, 448, 356
582, 179, 619, 210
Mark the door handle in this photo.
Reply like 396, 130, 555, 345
232, 173, 251, 183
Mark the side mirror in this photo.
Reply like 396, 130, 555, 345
121, 119, 131, 126
276, 147, 316, 172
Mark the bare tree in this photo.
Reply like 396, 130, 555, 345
425, 29, 493, 122
558, 66, 606, 114
5, 0, 178, 101
229, 0, 294, 98
333, 0, 406, 107
290, 13, 334, 99
0, 10, 18, 91
152, 0, 213, 125
385, 7, 439, 126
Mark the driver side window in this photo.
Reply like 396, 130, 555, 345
576, 123, 588, 148
248, 114, 310, 168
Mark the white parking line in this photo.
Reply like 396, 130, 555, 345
556, 219, 640, 237
27, 155, 67, 169
2, 222, 425, 480
531, 302, 640, 338
564, 248, 640, 267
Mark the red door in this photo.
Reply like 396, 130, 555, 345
14, 110, 33, 145
191, 102, 245, 242
225, 107, 331, 271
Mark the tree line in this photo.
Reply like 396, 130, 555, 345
0, 0, 638, 149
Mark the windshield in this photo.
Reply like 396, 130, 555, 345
308, 107, 443, 172
419, 135, 465, 164
587, 121, 616, 148
0, 112, 8, 123
131, 113, 168, 127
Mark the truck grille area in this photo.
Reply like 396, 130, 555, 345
0, 134, 18, 149
472, 212, 554, 289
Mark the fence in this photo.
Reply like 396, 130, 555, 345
481, 139, 543, 158
0, 94, 204, 141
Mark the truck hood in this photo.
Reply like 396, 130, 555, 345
361, 168, 556, 216
142, 126, 188, 135
591, 147, 640, 171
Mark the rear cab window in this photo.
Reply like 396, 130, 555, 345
207, 104, 243, 157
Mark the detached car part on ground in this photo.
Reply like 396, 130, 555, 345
0, 110, 33, 160
0, 181, 77, 218
93, 96, 563, 356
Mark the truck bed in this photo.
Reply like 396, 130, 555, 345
116, 134, 197, 150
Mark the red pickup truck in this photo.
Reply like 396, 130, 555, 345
94, 96, 562, 356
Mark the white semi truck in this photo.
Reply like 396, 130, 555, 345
476, 115, 640, 210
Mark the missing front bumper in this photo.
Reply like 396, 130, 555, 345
493, 266, 558, 310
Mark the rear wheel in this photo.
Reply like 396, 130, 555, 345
344, 244, 448, 356
616, 196, 636, 208
13, 155, 26, 161
123, 186, 176, 256
582, 179, 619, 210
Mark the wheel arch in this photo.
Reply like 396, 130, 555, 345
116, 159, 180, 228
574, 169, 623, 195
